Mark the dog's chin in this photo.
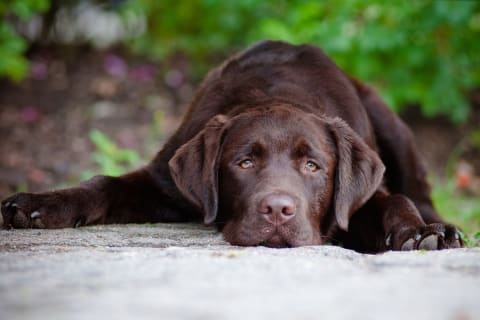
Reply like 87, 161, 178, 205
259, 234, 292, 248
225, 233, 321, 248
223, 230, 294, 248
222, 220, 323, 248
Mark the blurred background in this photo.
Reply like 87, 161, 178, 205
0, 0, 479, 242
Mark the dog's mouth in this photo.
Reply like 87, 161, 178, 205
259, 234, 292, 248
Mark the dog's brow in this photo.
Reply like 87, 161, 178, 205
292, 140, 327, 163
293, 140, 320, 158
228, 141, 265, 157
293, 141, 311, 157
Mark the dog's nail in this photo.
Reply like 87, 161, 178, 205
385, 233, 392, 247
418, 234, 438, 250
438, 231, 445, 238
30, 211, 41, 219
74, 220, 82, 228
4, 202, 10, 207
415, 233, 421, 241
454, 232, 460, 240
401, 238, 415, 251
11, 203, 18, 208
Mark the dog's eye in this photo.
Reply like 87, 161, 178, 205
239, 159, 254, 169
305, 161, 319, 172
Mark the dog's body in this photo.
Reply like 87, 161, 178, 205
1, 41, 463, 252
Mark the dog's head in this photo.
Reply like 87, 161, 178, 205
169, 105, 384, 247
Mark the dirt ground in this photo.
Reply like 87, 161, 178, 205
0, 46, 479, 199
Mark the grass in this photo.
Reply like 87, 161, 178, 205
431, 176, 480, 247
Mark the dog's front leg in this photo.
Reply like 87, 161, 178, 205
342, 191, 464, 253
1, 168, 192, 229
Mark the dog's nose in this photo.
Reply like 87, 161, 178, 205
258, 194, 296, 224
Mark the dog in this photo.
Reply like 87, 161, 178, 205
1, 40, 463, 252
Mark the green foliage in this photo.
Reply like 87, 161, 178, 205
256, 1, 480, 123
120, 0, 279, 75
460, 231, 480, 248
470, 129, 480, 148
1, 0, 479, 121
0, 0, 50, 80
122, 0, 480, 122
81, 129, 141, 179
431, 177, 480, 245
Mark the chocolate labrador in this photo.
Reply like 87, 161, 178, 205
1, 40, 464, 252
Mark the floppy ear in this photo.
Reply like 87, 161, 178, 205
168, 115, 230, 225
327, 118, 385, 231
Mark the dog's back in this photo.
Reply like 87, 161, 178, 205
174, 40, 375, 148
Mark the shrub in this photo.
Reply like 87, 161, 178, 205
122, 0, 480, 122
2, 0, 479, 122
0, 0, 50, 80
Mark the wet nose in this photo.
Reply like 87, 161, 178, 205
258, 194, 296, 225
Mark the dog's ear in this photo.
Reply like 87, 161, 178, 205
168, 115, 230, 225
327, 118, 385, 231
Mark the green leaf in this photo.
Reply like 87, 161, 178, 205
88, 129, 141, 177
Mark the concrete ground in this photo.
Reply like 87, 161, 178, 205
0, 224, 479, 320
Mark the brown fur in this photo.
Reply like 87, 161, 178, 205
1, 41, 463, 252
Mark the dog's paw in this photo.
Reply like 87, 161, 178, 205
2, 193, 44, 228
387, 223, 464, 251
1, 192, 85, 229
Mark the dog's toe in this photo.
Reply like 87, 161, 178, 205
418, 234, 439, 250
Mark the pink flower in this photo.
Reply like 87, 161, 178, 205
30, 61, 48, 80
130, 64, 157, 82
104, 54, 128, 77
20, 106, 40, 123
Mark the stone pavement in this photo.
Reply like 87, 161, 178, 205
1, 224, 479, 320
